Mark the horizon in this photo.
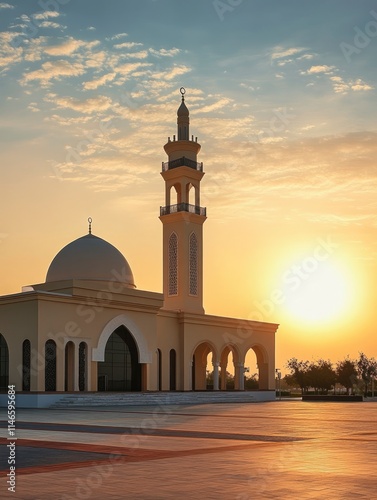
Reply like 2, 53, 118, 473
1, 0, 377, 372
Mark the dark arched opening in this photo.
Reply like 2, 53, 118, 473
157, 348, 162, 391
45, 340, 57, 391
169, 349, 176, 390
64, 341, 74, 391
0, 334, 9, 392
22, 339, 31, 391
192, 342, 214, 390
98, 326, 141, 391
79, 342, 87, 392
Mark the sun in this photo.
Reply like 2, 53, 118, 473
281, 259, 352, 325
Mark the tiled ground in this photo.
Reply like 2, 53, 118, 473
1, 400, 377, 499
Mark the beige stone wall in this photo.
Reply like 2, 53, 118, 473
0, 296, 38, 391
0, 286, 277, 394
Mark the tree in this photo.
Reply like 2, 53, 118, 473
336, 357, 358, 395
285, 358, 309, 395
306, 359, 336, 394
245, 373, 259, 390
357, 352, 377, 397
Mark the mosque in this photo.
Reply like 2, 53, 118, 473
0, 90, 278, 407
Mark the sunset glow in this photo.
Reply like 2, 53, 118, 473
0, 0, 376, 371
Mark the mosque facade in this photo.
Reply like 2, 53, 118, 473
0, 91, 278, 406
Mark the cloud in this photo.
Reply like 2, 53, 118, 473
306, 65, 335, 74
37, 21, 65, 29
0, 2, 14, 8
149, 48, 180, 57
192, 97, 232, 114
21, 60, 86, 86
108, 33, 128, 40
297, 54, 314, 61
351, 79, 374, 92
33, 11, 60, 20
152, 64, 191, 81
82, 72, 116, 90
116, 62, 152, 75
47, 94, 115, 114
271, 47, 306, 59
0, 32, 23, 69
44, 37, 87, 56
113, 42, 143, 49
123, 50, 149, 59
330, 76, 374, 94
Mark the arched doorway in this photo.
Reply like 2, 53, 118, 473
245, 345, 269, 390
0, 334, 9, 392
244, 347, 259, 390
97, 326, 141, 391
220, 345, 240, 390
192, 342, 215, 390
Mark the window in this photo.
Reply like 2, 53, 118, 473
79, 342, 87, 392
189, 232, 198, 296
168, 232, 178, 296
22, 340, 31, 391
157, 349, 162, 391
169, 349, 176, 390
45, 340, 57, 391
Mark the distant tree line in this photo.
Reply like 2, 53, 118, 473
206, 370, 259, 390
285, 353, 377, 396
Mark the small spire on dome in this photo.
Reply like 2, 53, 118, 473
88, 217, 92, 234
180, 86, 186, 102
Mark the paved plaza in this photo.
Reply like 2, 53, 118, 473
1, 400, 377, 499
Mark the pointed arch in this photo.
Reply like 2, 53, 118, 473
97, 326, 141, 391
92, 314, 152, 363
244, 343, 270, 390
191, 341, 218, 391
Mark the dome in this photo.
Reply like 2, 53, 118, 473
177, 99, 189, 116
46, 233, 135, 287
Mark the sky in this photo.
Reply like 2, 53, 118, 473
0, 0, 376, 373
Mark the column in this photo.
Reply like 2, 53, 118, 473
239, 363, 245, 391
212, 362, 219, 391
220, 363, 227, 390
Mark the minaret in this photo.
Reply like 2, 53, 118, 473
160, 88, 206, 314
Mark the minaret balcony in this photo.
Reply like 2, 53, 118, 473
162, 157, 203, 172
160, 203, 207, 217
